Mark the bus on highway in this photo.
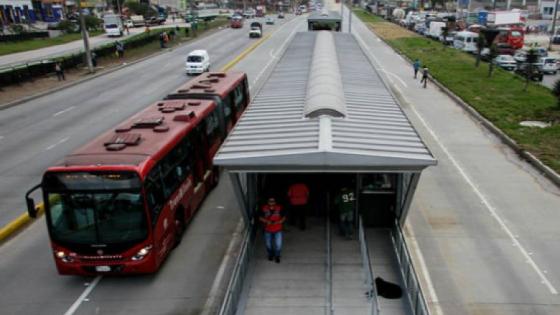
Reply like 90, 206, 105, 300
25, 72, 249, 275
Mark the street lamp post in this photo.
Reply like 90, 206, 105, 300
550, 0, 560, 51
77, 0, 94, 73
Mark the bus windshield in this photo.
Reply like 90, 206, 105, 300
44, 172, 147, 245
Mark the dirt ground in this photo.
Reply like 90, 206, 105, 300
366, 22, 418, 40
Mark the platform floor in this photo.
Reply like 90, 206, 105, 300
236, 218, 412, 315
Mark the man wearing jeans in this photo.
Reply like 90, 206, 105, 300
259, 197, 286, 263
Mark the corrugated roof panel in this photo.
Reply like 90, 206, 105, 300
213, 32, 436, 171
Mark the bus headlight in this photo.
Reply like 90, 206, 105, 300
55, 251, 74, 263
131, 245, 152, 261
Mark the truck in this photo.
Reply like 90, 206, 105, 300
496, 26, 524, 49
130, 15, 145, 27
428, 21, 446, 39
487, 11, 521, 26
256, 5, 266, 17
103, 14, 123, 37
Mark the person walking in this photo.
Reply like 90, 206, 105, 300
159, 32, 166, 48
54, 62, 65, 81
259, 197, 286, 263
287, 182, 310, 230
115, 41, 124, 59
420, 66, 429, 88
91, 51, 97, 68
334, 186, 355, 239
413, 59, 420, 79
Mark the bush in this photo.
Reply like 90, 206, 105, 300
56, 20, 79, 33
84, 16, 103, 31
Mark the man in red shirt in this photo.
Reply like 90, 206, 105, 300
259, 197, 286, 263
287, 182, 310, 230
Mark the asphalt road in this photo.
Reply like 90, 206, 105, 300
341, 7, 560, 315
0, 14, 307, 315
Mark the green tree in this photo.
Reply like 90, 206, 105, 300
487, 44, 498, 77
475, 34, 486, 68
524, 48, 539, 91
125, 1, 156, 17
552, 79, 560, 108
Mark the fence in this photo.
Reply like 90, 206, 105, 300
218, 223, 255, 315
358, 216, 380, 315
391, 221, 431, 315
0, 28, 182, 89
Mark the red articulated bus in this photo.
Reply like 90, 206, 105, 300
25, 72, 249, 275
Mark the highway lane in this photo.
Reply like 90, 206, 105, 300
0, 14, 307, 315
0, 16, 290, 227
344, 6, 560, 315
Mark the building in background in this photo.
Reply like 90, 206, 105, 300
1, 0, 36, 24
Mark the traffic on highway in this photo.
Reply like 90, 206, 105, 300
1, 0, 560, 315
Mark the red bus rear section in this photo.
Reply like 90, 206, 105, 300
26, 72, 249, 275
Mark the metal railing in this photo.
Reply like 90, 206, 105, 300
358, 215, 380, 315
391, 221, 431, 315
218, 223, 255, 315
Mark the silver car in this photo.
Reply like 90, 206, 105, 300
492, 55, 517, 71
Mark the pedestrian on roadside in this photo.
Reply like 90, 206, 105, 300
420, 66, 429, 88
54, 62, 65, 81
124, 23, 130, 35
159, 32, 166, 48
334, 186, 355, 239
91, 51, 97, 68
287, 182, 310, 230
259, 197, 286, 263
115, 41, 124, 58
413, 59, 420, 79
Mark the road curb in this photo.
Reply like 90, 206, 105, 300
0, 26, 227, 111
0, 203, 44, 243
200, 219, 245, 315
365, 21, 560, 188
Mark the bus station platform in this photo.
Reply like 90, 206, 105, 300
214, 30, 437, 315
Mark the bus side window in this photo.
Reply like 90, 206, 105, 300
221, 95, 233, 124
189, 127, 206, 183
145, 166, 165, 226
205, 109, 221, 146
233, 84, 245, 111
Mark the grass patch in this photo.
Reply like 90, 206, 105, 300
355, 10, 560, 174
0, 31, 104, 56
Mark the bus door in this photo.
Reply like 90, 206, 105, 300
188, 125, 209, 210
145, 165, 174, 263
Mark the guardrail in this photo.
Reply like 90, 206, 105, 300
358, 215, 380, 315
218, 223, 255, 315
391, 221, 431, 315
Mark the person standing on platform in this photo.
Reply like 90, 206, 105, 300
287, 182, 310, 230
259, 197, 286, 263
335, 186, 355, 239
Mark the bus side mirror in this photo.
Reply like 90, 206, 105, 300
25, 184, 42, 218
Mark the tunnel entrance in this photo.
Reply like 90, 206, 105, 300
256, 173, 397, 229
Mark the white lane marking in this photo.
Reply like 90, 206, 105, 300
249, 21, 302, 90
53, 106, 75, 117
382, 70, 407, 88
217, 205, 225, 209
45, 137, 69, 151
355, 15, 559, 296
405, 224, 444, 315
64, 276, 102, 315
411, 97, 558, 295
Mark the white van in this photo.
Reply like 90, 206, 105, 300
428, 21, 445, 39
453, 31, 478, 53
185, 50, 210, 75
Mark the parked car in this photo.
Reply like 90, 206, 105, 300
243, 9, 256, 18
185, 50, 210, 75
492, 55, 517, 71
514, 48, 548, 63
124, 19, 134, 28
146, 16, 165, 26
540, 57, 558, 74
265, 16, 275, 25
515, 62, 544, 81
278, 12, 285, 19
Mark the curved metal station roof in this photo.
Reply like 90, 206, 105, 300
214, 32, 436, 172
